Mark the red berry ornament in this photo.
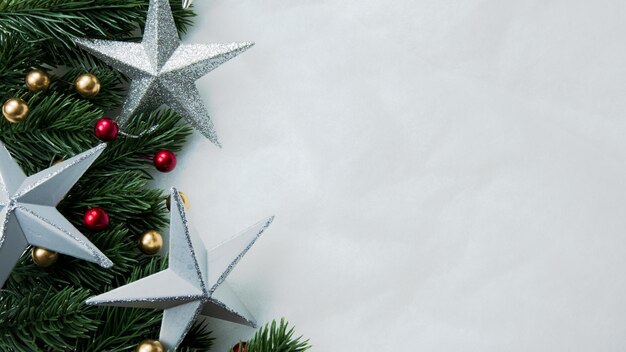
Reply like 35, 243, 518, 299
153, 150, 176, 172
94, 117, 119, 141
84, 207, 110, 231
232, 342, 246, 352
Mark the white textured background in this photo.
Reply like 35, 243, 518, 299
154, 1, 626, 351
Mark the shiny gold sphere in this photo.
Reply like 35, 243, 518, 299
166, 192, 190, 210
31, 247, 59, 267
136, 339, 164, 352
74, 73, 101, 98
138, 230, 163, 255
25, 69, 51, 92
2, 98, 29, 123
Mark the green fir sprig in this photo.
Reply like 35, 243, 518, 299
0, 87, 211, 352
0, 0, 194, 65
0, 2, 211, 346
0, 0, 309, 350
0, 287, 97, 351
233, 319, 311, 352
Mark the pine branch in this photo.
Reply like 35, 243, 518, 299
180, 321, 215, 352
0, 35, 45, 96
0, 74, 204, 351
0, 0, 195, 65
0, 287, 98, 352
0, 92, 98, 172
89, 109, 192, 172
5, 224, 137, 292
235, 319, 311, 352
0, 2, 287, 350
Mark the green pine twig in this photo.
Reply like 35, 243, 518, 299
0, 0, 195, 65
0, 74, 208, 352
0, 287, 98, 352
233, 319, 311, 352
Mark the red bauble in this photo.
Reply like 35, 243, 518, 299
153, 150, 177, 172
83, 207, 110, 231
94, 117, 119, 141
232, 342, 246, 352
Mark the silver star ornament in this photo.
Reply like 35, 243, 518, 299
86, 188, 273, 350
0, 142, 113, 287
74, 0, 253, 146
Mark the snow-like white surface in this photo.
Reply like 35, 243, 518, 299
154, 1, 626, 350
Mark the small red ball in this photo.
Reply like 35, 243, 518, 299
153, 150, 177, 172
232, 342, 246, 352
94, 117, 119, 142
83, 207, 110, 231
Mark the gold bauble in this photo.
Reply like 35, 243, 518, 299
138, 230, 163, 255
166, 192, 190, 210
2, 98, 29, 123
136, 339, 164, 352
25, 69, 51, 92
31, 247, 59, 267
74, 73, 101, 98
52, 158, 64, 166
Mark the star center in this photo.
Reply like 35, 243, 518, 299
6, 198, 17, 212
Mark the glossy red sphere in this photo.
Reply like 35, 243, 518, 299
153, 150, 177, 172
83, 207, 110, 231
232, 342, 246, 352
94, 117, 119, 142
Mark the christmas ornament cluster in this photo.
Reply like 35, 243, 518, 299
0, 0, 313, 351
2, 71, 101, 123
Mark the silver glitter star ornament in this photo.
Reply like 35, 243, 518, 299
182, 0, 192, 9
86, 188, 273, 350
0, 142, 113, 287
73, 0, 253, 146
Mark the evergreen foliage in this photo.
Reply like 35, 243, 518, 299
0, 1, 309, 350
0, 0, 194, 64
0, 68, 211, 352
233, 319, 311, 352
0, 1, 210, 350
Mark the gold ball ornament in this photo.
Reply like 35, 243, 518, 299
2, 98, 29, 123
136, 339, 164, 352
31, 247, 59, 267
166, 192, 190, 210
25, 69, 51, 92
138, 230, 163, 255
74, 73, 101, 98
